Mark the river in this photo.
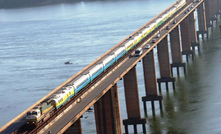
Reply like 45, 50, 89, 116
1, 0, 221, 133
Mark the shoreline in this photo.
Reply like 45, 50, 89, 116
0, 0, 87, 9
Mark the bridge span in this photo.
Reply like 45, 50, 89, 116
0, 0, 220, 133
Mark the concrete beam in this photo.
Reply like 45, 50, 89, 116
157, 36, 175, 91
157, 36, 172, 78
170, 26, 183, 64
189, 12, 200, 52
180, 17, 194, 62
123, 66, 146, 134
197, 1, 209, 40
170, 26, 186, 76
214, 0, 219, 16
180, 17, 192, 51
123, 66, 141, 119
205, 0, 218, 30
110, 85, 123, 134
142, 50, 163, 116
204, 0, 213, 30
189, 12, 198, 43
197, 2, 207, 31
219, 0, 221, 9
63, 119, 82, 134
142, 50, 158, 96
94, 84, 123, 134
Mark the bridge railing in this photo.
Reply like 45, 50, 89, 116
0, 1, 180, 132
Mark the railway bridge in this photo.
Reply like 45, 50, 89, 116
0, 0, 220, 133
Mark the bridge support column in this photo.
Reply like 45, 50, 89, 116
170, 26, 186, 76
142, 50, 163, 117
219, 0, 221, 16
189, 12, 200, 52
94, 84, 123, 134
63, 118, 82, 134
219, 25, 221, 36
212, 0, 219, 23
157, 36, 175, 92
204, 0, 213, 31
197, 2, 208, 40
219, 0, 221, 10
214, 0, 220, 17
180, 17, 194, 62
123, 66, 146, 134
205, 0, 217, 31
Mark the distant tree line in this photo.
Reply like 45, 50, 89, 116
0, 0, 77, 8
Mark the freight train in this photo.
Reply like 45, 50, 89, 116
26, 0, 186, 125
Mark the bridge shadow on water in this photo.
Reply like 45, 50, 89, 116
143, 21, 221, 134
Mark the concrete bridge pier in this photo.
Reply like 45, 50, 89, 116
219, 25, 221, 36
170, 26, 186, 76
94, 84, 123, 134
157, 36, 175, 92
214, 0, 220, 17
180, 17, 194, 62
142, 50, 163, 117
63, 118, 82, 134
204, 0, 213, 32
212, 0, 219, 24
219, 0, 221, 9
189, 12, 200, 52
219, 0, 221, 11
205, 0, 217, 31
210, 0, 218, 25
218, 0, 221, 18
197, 1, 208, 41
123, 66, 146, 134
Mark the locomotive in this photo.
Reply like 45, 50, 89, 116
26, 0, 186, 126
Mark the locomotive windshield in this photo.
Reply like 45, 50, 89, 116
27, 111, 38, 115
27, 112, 31, 116
32, 111, 37, 115
135, 50, 140, 54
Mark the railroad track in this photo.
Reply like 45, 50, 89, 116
13, 2, 190, 133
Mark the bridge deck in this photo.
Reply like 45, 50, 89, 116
0, 0, 203, 133
40, 1, 201, 134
